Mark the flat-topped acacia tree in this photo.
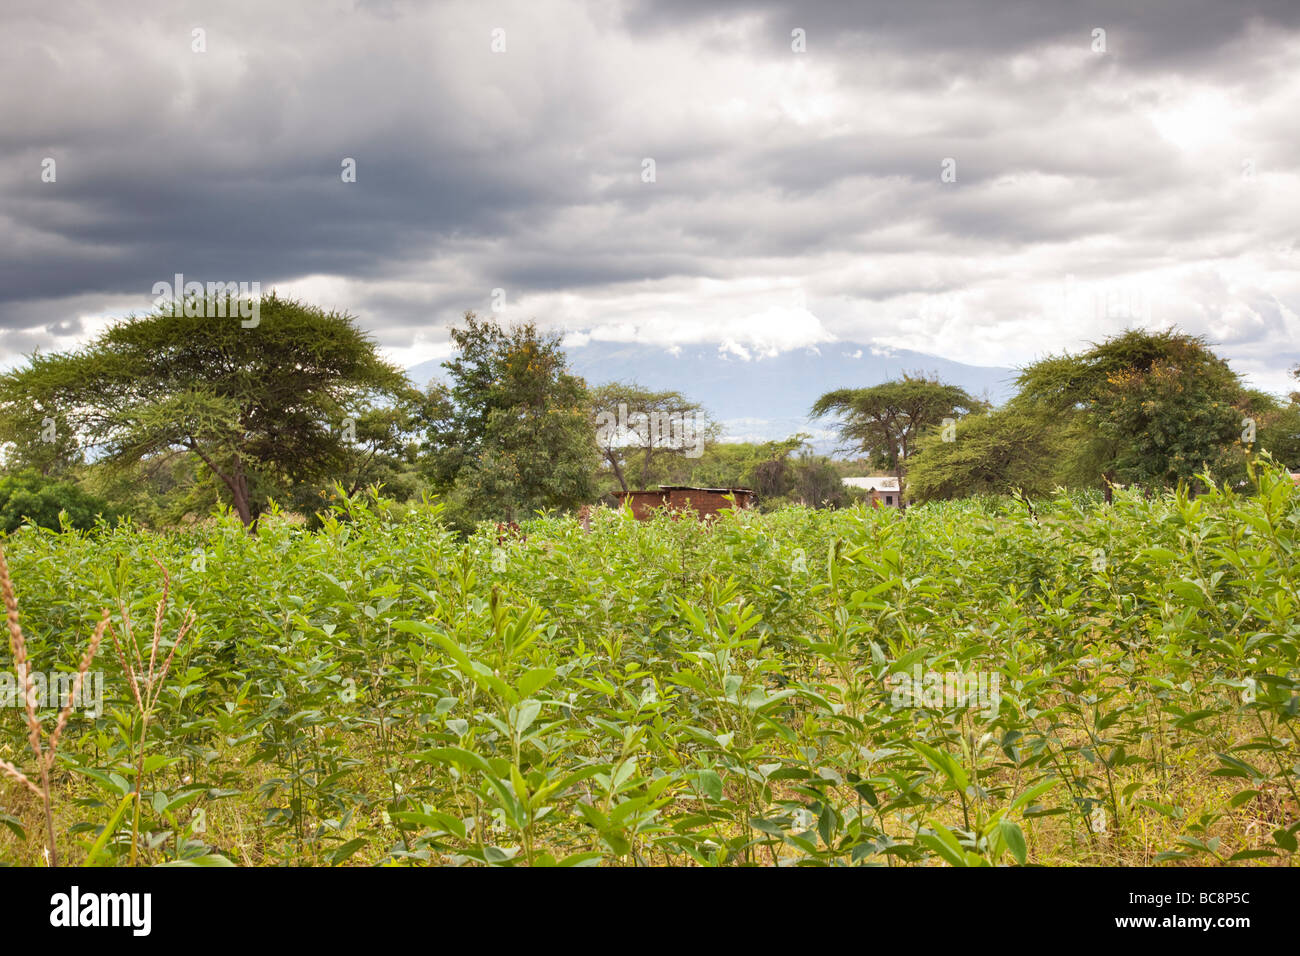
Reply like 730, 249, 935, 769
811, 375, 986, 506
0, 294, 419, 528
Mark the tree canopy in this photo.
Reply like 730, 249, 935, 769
590, 383, 719, 492
811, 375, 986, 500
0, 294, 420, 527
906, 405, 1085, 502
1015, 328, 1244, 494
426, 313, 598, 524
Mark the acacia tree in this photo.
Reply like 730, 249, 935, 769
811, 375, 985, 504
0, 408, 81, 477
1016, 329, 1243, 498
906, 404, 1083, 502
590, 383, 719, 492
0, 294, 418, 528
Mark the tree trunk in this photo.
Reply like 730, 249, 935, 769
608, 454, 629, 493
229, 457, 255, 529
895, 452, 907, 512
188, 440, 256, 530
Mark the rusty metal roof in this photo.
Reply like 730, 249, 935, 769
656, 486, 755, 494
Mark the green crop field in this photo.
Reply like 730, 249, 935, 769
1, 463, 1297, 867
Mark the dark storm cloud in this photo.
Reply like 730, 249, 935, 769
0, 0, 618, 319
0, 0, 1296, 390
624, 0, 1300, 64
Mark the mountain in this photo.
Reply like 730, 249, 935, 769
407, 340, 1017, 451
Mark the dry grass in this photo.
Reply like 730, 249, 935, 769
0, 542, 108, 866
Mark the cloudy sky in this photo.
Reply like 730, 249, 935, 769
3, 0, 1299, 394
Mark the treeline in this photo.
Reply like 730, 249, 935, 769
0, 297, 1294, 534
900, 329, 1300, 502
0, 296, 855, 534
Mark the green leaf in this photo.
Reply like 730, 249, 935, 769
141, 754, 180, 774
1228, 849, 1276, 861
695, 769, 723, 801
391, 811, 468, 840
327, 838, 368, 866
0, 813, 26, 842
997, 819, 1028, 865
515, 699, 543, 736
85, 793, 136, 867
516, 667, 556, 699
913, 742, 969, 792
1010, 778, 1059, 812
411, 747, 493, 774
920, 824, 969, 867
555, 851, 603, 867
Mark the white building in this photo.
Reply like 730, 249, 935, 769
842, 475, 902, 508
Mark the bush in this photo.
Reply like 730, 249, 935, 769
0, 470, 119, 533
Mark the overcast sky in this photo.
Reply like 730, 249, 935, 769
3, 0, 1298, 394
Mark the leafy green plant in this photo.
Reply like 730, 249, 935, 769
1, 462, 1297, 867
0, 543, 107, 865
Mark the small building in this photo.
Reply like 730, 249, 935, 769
842, 475, 903, 508
610, 486, 756, 520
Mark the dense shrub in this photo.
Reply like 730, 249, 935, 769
0, 470, 118, 533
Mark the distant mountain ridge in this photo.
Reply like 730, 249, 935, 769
407, 340, 1017, 450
